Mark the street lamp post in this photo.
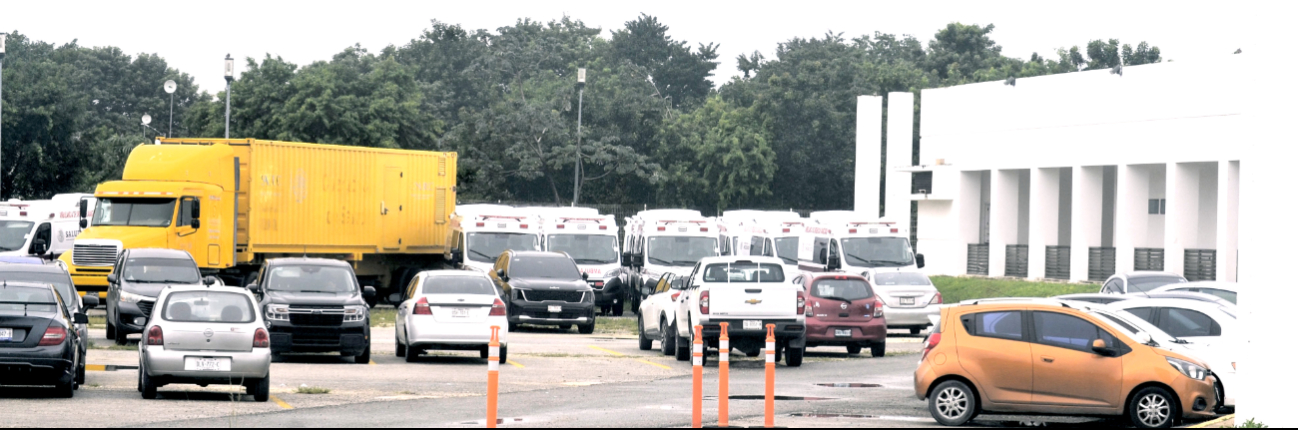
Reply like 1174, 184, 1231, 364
164, 80, 176, 138
1, 32, 8, 199
573, 68, 586, 206
224, 54, 234, 139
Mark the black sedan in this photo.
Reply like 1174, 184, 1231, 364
0, 281, 89, 397
0, 263, 99, 385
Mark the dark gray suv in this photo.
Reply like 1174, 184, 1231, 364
248, 258, 376, 364
106, 249, 214, 345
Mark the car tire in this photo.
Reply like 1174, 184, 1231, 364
871, 342, 886, 358
499, 347, 508, 365
785, 346, 804, 367
674, 329, 690, 362
929, 380, 978, 426
54, 376, 75, 398
508, 322, 519, 332
612, 300, 625, 317
106, 321, 116, 340
395, 332, 407, 358
354, 345, 372, 364
1128, 386, 1178, 429
847, 345, 862, 355
661, 319, 676, 356
140, 366, 158, 400
578, 323, 595, 335
637, 316, 654, 351
406, 346, 421, 363
249, 377, 270, 403
114, 324, 128, 346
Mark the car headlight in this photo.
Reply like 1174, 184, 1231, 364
343, 305, 368, 322
1167, 357, 1208, 381
119, 291, 152, 304
583, 291, 593, 303
265, 305, 290, 322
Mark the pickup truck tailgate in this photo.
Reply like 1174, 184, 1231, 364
708, 283, 798, 318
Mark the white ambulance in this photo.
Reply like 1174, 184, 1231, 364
717, 211, 804, 275
536, 211, 626, 316
797, 211, 925, 275
0, 194, 96, 258
622, 210, 719, 313
445, 205, 543, 273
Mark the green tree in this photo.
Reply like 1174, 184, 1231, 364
610, 14, 719, 109
655, 97, 774, 212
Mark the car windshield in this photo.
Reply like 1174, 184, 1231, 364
92, 198, 176, 227
0, 285, 59, 315
872, 272, 932, 286
422, 276, 497, 295
0, 221, 35, 252
122, 257, 201, 284
647, 237, 717, 267
547, 234, 618, 265
467, 233, 540, 263
773, 238, 799, 265
811, 279, 873, 301
510, 256, 581, 279
266, 265, 357, 293
702, 262, 785, 283
1128, 276, 1187, 293
841, 237, 915, 267
162, 291, 255, 323
0, 271, 76, 310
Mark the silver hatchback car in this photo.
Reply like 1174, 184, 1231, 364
138, 285, 272, 401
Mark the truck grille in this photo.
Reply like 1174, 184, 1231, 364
522, 290, 585, 303
138, 301, 156, 319
290, 314, 344, 326
292, 331, 341, 346
72, 244, 120, 267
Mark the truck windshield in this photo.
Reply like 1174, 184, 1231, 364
648, 237, 717, 267
702, 262, 785, 283
0, 221, 35, 252
122, 257, 201, 284
509, 256, 581, 279
93, 198, 176, 227
547, 234, 618, 265
467, 233, 540, 263
840, 237, 914, 267
266, 265, 357, 293
773, 238, 799, 265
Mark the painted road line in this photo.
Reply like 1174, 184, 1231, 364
636, 359, 673, 371
269, 395, 294, 410
587, 345, 673, 370
370, 361, 377, 366
507, 360, 524, 369
1189, 414, 1234, 429
86, 364, 139, 372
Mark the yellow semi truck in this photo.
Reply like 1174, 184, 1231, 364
60, 138, 457, 300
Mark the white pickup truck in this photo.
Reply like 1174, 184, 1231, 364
672, 256, 807, 367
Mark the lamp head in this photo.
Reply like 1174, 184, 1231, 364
142, 114, 152, 126
164, 80, 177, 94
577, 68, 586, 84
224, 54, 235, 82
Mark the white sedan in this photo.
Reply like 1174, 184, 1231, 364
393, 271, 509, 363
1108, 298, 1238, 407
1151, 281, 1240, 305
866, 269, 942, 334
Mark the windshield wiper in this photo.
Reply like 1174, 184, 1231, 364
574, 258, 613, 265
469, 249, 495, 261
671, 260, 698, 267
294, 290, 339, 294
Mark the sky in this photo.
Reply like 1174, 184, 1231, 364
1, 0, 1271, 94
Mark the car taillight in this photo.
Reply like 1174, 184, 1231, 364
38, 326, 67, 346
253, 328, 270, 348
795, 291, 805, 316
414, 297, 432, 315
873, 300, 885, 318
147, 326, 164, 346
489, 298, 507, 316
700, 291, 710, 315
921, 332, 942, 361
929, 293, 943, 306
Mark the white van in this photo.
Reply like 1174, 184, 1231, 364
0, 194, 96, 258
537, 210, 626, 316
445, 205, 542, 273
622, 210, 719, 313
716, 211, 805, 277
797, 212, 925, 275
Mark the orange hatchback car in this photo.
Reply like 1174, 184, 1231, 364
914, 299, 1219, 429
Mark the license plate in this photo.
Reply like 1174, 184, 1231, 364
743, 320, 762, 330
451, 308, 470, 318
548, 305, 563, 313
184, 357, 231, 372
835, 329, 852, 338
901, 297, 916, 306
0, 328, 11, 342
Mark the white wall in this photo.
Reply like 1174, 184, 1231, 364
885, 92, 914, 222
855, 96, 883, 215
1197, 164, 1219, 249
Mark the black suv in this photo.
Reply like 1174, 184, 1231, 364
491, 251, 596, 334
247, 258, 376, 363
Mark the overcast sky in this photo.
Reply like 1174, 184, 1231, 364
2, 1, 1268, 94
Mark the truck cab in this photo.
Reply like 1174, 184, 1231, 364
797, 212, 925, 276
446, 206, 542, 273
0, 194, 95, 259
717, 211, 805, 278
673, 256, 807, 367
622, 210, 720, 313
537, 212, 625, 316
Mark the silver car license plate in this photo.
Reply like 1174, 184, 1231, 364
743, 320, 762, 330
0, 328, 11, 342
452, 308, 469, 318
835, 329, 852, 338
901, 297, 916, 306
548, 305, 563, 313
185, 357, 231, 372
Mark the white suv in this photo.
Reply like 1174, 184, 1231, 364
672, 256, 807, 367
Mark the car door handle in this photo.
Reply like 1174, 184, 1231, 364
1041, 356, 1055, 363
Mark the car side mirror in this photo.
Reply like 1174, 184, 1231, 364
450, 249, 463, 264
582, 273, 589, 281
74, 313, 89, 325
1135, 332, 1153, 346
202, 276, 219, 286
632, 254, 644, 267
827, 256, 842, 272
388, 293, 403, 304
79, 199, 89, 220
31, 239, 49, 256
191, 199, 201, 220
1091, 339, 1114, 356
621, 252, 632, 267
80, 219, 88, 229
107, 274, 118, 284
82, 295, 100, 309
363, 286, 377, 298
916, 254, 926, 269
191, 219, 201, 229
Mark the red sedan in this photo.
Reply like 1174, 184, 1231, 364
798, 273, 888, 357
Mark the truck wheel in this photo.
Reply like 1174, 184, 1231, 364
578, 322, 595, 335
871, 342, 887, 358
106, 322, 116, 340
499, 347, 508, 365
661, 319, 676, 356
786, 346, 804, 367
612, 299, 625, 317
847, 345, 862, 355
638, 316, 654, 351
354, 345, 371, 364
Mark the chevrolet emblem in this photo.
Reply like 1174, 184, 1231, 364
745, 299, 763, 305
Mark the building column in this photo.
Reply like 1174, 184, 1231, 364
988, 170, 1019, 277
1114, 165, 1148, 274
854, 95, 884, 215
1028, 168, 1060, 279
956, 171, 983, 275
1071, 166, 1103, 282
1217, 160, 1239, 281
884, 92, 914, 223
1165, 163, 1200, 276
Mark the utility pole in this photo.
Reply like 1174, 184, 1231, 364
164, 80, 176, 138
224, 54, 234, 139
573, 68, 586, 206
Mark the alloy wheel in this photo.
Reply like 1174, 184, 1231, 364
1137, 393, 1171, 427
935, 387, 969, 420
